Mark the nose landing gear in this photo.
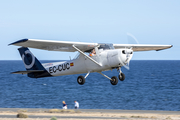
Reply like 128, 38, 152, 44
117, 67, 125, 81
119, 73, 125, 81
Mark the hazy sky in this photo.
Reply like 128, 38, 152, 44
1, 0, 179, 60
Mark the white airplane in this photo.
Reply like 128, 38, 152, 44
9, 39, 172, 85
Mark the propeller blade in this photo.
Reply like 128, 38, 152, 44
127, 32, 139, 44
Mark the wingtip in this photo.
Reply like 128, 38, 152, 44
156, 45, 173, 51
8, 38, 28, 46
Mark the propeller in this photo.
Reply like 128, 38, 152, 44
127, 32, 139, 44
119, 33, 139, 70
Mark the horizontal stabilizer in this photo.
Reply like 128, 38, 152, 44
11, 70, 45, 74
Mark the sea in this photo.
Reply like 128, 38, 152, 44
0, 60, 180, 111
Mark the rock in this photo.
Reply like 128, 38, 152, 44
17, 113, 28, 118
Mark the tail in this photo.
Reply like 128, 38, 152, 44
16, 47, 51, 78
18, 47, 44, 70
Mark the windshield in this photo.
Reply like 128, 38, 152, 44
98, 43, 114, 50
73, 52, 80, 59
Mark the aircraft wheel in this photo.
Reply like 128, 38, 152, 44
77, 76, 85, 85
119, 73, 125, 81
110, 76, 118, 85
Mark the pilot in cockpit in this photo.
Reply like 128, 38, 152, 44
89, 49, 96, 56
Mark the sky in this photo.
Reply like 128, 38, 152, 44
0, 0, 180, 60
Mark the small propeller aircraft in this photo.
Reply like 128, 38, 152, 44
9, 39, 172, 85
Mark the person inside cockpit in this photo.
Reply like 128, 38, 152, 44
89, 49, 96, 56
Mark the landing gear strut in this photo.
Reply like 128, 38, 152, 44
117, 67, 125, 81
98, 72, 118, 85
77, 69, 124, 85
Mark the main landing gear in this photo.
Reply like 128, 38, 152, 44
110, 76, 118, 85
77, 71, 90, 85
77, 76, 85, 85
77, 68, 125, 85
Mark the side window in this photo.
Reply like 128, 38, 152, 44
73, 52, 80, 59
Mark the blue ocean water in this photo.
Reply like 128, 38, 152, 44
0, 60, 180, 111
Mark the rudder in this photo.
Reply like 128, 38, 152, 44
18, 47, 45, 70
18, 47, 51, 78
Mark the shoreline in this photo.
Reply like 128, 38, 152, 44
0, 108, 179, 120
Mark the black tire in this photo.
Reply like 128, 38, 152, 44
119, 73, 125, 81
110, 76, 118, 85
77, 76, 85, 85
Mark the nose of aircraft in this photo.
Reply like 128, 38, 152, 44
119, 49, 133, 69
124, 49, 133, 62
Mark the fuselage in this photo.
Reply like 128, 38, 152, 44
43, 49, 133, 77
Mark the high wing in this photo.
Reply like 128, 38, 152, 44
9, 38, 172, 52
113, 44, 172, 51
9, 39, 98, 52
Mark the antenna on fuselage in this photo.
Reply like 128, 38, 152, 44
90, 39, 94, 43
77, 38, 81, 42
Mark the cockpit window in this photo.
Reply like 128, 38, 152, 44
84, 43, 114, 53
98, 44, 114, 50
73, 52, 80, 59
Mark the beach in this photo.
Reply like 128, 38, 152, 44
0, 108, 179, 120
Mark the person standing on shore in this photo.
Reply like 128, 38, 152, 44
74, 101, 79, 109
62, 101, 67, 109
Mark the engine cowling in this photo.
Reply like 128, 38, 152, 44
107, 49, 133, 68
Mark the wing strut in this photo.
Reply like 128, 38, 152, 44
72, 45, 102, 67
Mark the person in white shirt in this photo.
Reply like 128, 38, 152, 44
74, 101, 79, 109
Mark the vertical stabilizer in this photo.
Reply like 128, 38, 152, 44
18, 47, 51, 78
18, 47, 44, 70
